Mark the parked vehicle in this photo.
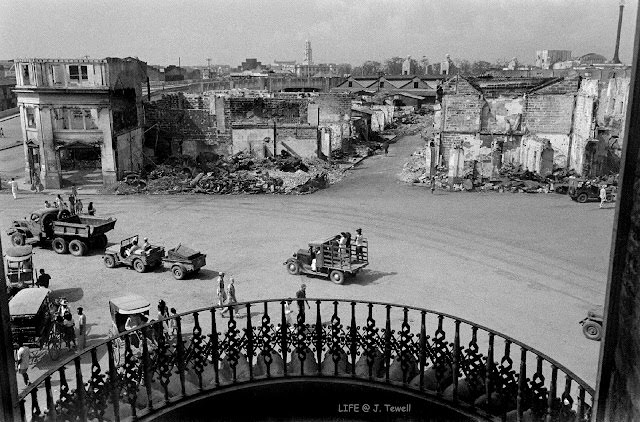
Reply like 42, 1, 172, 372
284, 236, 369, 284
5, 245, 35, 298
108, 294, 151, 365
103, 235, 164, 273
568, 178, 615, 203
162, 244, 206, 280
9, 288, 61, 360
580, 307, 603, 341
6, 209, 116, 256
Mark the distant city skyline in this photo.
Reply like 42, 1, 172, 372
1, 0, 637, 67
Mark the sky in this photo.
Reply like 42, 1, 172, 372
0, 0, 637, 67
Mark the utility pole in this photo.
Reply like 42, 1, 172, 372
0, 236, 19, 422
207, 58, 212, 79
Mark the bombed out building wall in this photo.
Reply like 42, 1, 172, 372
144, 92, 351, 162
436, 75, 627, 178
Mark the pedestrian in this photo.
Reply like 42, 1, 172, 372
10, 177, 18, 200
35, 172, 43, 192
430, 176, 436, 194
75, 198, 83, 214
355, 228, 364, 262
77, 307, 87, 350
383, 141, 389, 155
157, 299, 170, 333
296, 284, 310, 324
600, 185, 608, 209
216, 272, 227, 311
55, 194, 64, 209
57, 298, 70, 318
0, 127, 4, 137
36, 269, 51, 288
71, 184, 78, 200
68, 194, 76, 215
63, 312, 76, 349
44, 200, 52, 208
16, 343, 30, 385
222, 278, 237, 317
87, 201, 96, 216
169, 308, 178, 336
284, 300, 294, 329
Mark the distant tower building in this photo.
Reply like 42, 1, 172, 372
402, 56, 411, 75
304, 40, 313, 65
441, 54, 453, 75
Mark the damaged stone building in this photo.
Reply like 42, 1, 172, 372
434, 74, 627, 179
13, 57, 147, 187
143, 92, 351, 161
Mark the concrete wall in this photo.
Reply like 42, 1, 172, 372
309, 93, 351, 150
481, 96, 524, 133
232, 126, 273, 158
232, 124, 318, 158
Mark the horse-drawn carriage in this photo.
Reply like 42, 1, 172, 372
10, 288, 62, 360
5, 245, 35, 298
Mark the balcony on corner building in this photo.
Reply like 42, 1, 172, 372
13, 58, 110, 90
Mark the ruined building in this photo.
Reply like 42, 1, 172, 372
13, 57, 147, 187
434, 74, 627, 179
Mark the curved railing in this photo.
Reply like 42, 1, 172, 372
17, 299, 593, 422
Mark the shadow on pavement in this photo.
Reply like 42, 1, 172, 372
352, 270, 397, 285
50, 287, 84, 303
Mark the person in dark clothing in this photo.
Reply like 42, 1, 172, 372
383, 142, 389, 155
36, 269, 51, 288
68, 195, 76, 215
87, 202, 96, 216
296, 284, 310, 324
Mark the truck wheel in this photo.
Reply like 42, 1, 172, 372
104, 255, 116, 268
69, 240, 87, 256
94, 234, 108, 249
576, 193, 589, 203
10, 233, 25, 246
172, 265, 186, 280
133, 259, 147, 273
52, 238, 69, 254
330, 270, 345, 285
287, 261, 301, 275
582, 321, 602, 341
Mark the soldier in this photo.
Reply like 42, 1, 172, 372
296, 284, 310, 324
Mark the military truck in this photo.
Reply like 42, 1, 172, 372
7, 209, 116, 256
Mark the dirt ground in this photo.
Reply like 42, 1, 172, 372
0, 131, 613, 388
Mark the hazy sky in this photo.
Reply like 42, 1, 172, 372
1, 0, 637, 67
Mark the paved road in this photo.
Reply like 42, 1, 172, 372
0, 132, 612, 388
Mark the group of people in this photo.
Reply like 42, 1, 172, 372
335, 228, 365, 263
54, 299, 87, 351
43, 186, 95, 217
216, 272, 238, 318
123, 237, 151, 257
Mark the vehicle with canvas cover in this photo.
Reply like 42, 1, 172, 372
284, 236, 369, 284
103, 235, 164, 273
108, 294, 152, 365
162, 244, 207, 279
6, 209, 116, 256
10, 288, 62, 360
5, 245, 35, 298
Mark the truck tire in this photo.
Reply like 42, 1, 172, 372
172, 265, 186, 280
10, 233, 25, 246
133, 259, 147, 273
287, 261, 301, 275
69, 240, 87, 256
104, 255, 116, 268
582, 321, 602, 341
576, 193, 589, 203
52, 238, 69, 254
330, 270, 345, 285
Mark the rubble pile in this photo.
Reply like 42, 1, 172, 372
111, 152, 346, 196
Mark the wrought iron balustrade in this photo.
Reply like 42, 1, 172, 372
17, 299, 593, 422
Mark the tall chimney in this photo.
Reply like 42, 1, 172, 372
612, 0, 625, 64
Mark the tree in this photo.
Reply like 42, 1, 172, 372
384, 57, 404, 75
471, 61, 492, 75
456, 59, 472, 75
335, 63, 352, 77
353, 60, 382, 76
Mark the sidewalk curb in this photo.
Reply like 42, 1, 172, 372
0, 112, 19, 123
0, 141, 21, 151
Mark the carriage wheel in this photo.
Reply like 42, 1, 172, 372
48, 326, 62, 361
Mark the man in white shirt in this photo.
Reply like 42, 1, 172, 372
10, 178, 18, 199
16, 344, 31, 385
77, 307, 87, 350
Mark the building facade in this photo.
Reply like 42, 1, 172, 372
13, 57, 147, 188
535, 50, 572, 69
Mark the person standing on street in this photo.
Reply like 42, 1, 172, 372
383, 141, 389, 155
222, 278, 237, 317
355, 228, 364, 262
0, 127, 4, 137
71, 184, 78, 200
16, 343, 30, 385
430, 176, 436, 194
296, 284, 310, 324
216, 272, 227, 312
600, 185, 608, 209
77, 307, 87, 350
75, 198, 83, 214
68, 194, 76, 215
10, 177, 18, 199
36, 269, 51, 288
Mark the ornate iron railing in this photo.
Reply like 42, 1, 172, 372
17, 299, 593, 422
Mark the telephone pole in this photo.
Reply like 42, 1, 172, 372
206, 58, 212, 78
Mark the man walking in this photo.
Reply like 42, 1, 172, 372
216, 272, 226, 312
36, 269, 51, 288
296, 284, 310, 324
16, 343, 31, 385
77, 307, 87, 350
10, 177, 18, 199
600, 184, 608, 209
221, 278, 237, 318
